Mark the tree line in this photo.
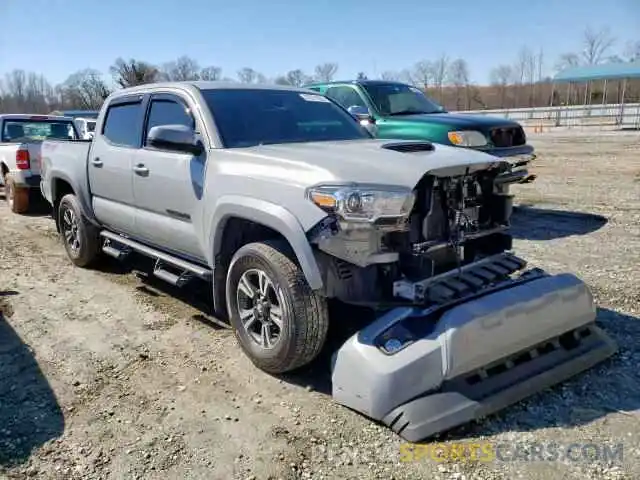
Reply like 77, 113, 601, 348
1, 27, 638, 115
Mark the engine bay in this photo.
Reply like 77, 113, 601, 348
311, 169, 516, 306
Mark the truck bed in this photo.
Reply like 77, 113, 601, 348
40, 139, 92, 205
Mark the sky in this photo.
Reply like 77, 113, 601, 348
0, 0, 639, 87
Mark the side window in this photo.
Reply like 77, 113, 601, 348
102, 102, 143, 147
325, 86, 367, 110
144, 98, 194, 145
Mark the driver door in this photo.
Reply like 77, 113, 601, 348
131, 92, 206, 262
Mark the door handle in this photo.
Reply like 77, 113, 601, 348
91, 157, 103, 167
133, 163, 149, 176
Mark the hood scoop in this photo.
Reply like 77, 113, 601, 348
381, 141, 435, 153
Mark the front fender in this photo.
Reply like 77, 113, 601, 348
207, 195, 325, 291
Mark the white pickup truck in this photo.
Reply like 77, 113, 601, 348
0, 114, 79, 213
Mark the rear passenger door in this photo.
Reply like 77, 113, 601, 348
89, 94, 144, 234
131, 92, 206, 262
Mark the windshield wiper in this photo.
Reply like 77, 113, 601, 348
387, 109, 432, 116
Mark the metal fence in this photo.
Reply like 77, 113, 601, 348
453, 102, 640, 129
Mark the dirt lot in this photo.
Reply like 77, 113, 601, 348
1, 130, 639, 480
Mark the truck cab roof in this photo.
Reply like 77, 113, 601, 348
302, 79, 408, 89
109, 81, 319, 96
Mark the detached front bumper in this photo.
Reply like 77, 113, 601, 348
330, 260, 617, 442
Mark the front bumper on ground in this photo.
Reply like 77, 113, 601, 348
330, 265, 617, 442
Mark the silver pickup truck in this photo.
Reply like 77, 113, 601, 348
40, 82, 616, 442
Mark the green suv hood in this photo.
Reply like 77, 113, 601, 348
384, 112, 520, 129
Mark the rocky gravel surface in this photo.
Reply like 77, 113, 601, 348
0, 130, 639, 479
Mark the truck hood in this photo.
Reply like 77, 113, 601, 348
221, 138, 508, 189
383, 112, 520, 129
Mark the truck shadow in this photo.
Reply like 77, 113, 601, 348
0, 298, 65, 467
97, 253, 231, 330
509, 205, 608, 241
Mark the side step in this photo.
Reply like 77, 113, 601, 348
152, 259, 194, 287
99, 230, 212, 282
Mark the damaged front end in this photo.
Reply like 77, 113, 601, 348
306, 153, 617, 442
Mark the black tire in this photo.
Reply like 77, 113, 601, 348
225, 240, 329, 374
57, 193, 101, 267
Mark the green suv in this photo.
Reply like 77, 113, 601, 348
303, 79, 536, 184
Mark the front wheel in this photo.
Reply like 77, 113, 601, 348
57, 194, 101, 267
225, 240, 329, 374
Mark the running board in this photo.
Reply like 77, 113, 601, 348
99, 230, 212, 281
153, 259, 194, 287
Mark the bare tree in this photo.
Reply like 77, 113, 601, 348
555, 52, 581, 72
624, 41, 640, 62
285, 69, 309, 86
60, 69, 111, 110
398, 68, 416, 85
379, 71, 400, 81
199, 66, 223, 81
447, 58, 470, 110
314, 63, 338, 82
520, 48, 538, 107
411, 60, 432, 89
109, 58, 159, 87
0, 70, 59, 113
582, 26, 615, 65
430, 55, 449, 102
273, 75, 290, 85
160, 55, 201, 81
236, 68, 266, 84
489, 64, 512, 108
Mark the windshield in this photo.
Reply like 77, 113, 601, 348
1, 119, 77, 142
361, 83, 445, 116
201, 88, 370, 148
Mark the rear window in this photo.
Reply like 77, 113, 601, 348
1, 119, 77, 142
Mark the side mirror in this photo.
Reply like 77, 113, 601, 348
347, 105, 378, 137
347, 105, 374, 122
147, 124, 202, 155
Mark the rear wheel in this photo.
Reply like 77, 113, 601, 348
57, 193, 101, 267
225, 240, 329, 374
4, 174, 30, 214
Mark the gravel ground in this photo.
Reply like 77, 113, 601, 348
0, 130, 639, 480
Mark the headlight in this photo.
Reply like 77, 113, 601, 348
306, 183, 416, 223
447, 130, 488, 147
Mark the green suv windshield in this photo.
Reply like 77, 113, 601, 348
361, 83, 445, 116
